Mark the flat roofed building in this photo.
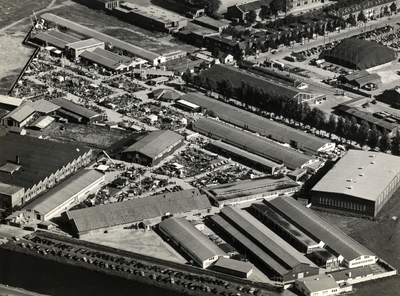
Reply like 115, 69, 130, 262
193, 16, 229, 32
295, 274, 341, 296
63, 188, 212, 237
192, 117, 316, 170
24, 170, 105, 221
1, 104, 36, 128
311, 150, 400, 218
182, 93, 334, 155
202, 176, 300, 207
209, 257, 254, 278
0, 183, 25, 208
118, 3, 188, 33
79, 50, 127, 72
122, 130, 184, 166
65, 38, 105, 59
264, 196, 377, 268
0, 133, 92, 207
40, 13, 164, 65
159, 217, 228, 268
210, 206, 319, 283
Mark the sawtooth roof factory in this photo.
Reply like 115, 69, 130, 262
0, 134, 92, 209
310, 150, 400, 218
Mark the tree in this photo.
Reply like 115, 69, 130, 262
358, 120, 370, 147
390, 2, 397, 13
336, 116, 346, 141
358, 10, 367, 22
269, 0, 285, 17
368, 125, 381, 150
326, 114, 337, 139
350, 116, 359, 143
181, 69, 192, 86
219, 78, 234, 100
379, 131, 391, 152
193, 0, 222, 15
347, 13, 357, 27
343, 116, 352, 143
259, 5, 270, 20
205, 77, 217, 92
391, 130, 400, 156
245, 10, 257, 24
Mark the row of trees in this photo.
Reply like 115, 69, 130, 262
182, 72, 400, 154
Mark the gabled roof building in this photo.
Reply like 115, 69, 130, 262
0, 134, 92, 208
159, 217, 228, 268
1, 104, 36, 128
50, 97, 104, 123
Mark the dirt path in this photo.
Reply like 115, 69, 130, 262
0, 0, 74, 34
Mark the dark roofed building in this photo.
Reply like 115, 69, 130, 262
209, 257, 254, 278
210, 206, 319, 283
122, 130, 184, 166
227, 0, 272, 22
192, 117, 316, 170
32, 31, 80, 49
0, 134, 92, 208
182, 93, 334, 155
159, 217, 228, 268
63, 188, 212, 237
263, 196, 377, 268
26, 99, 60, 115
193, 16, 229, 32
50, 97, 104, 123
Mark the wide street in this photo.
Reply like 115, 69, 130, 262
252, 13, 400, 64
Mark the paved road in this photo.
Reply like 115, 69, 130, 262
251, 13, 400, 64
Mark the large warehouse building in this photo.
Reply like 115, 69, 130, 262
40, 13, 164, 66
322, 38, 396, 70
23, 170, 105, 221
201, 176, 300, 207
210, 206, 319, 283
181, 93, 334, 155
310, 150, 400, 218
159, 217, 228, 268
63, 188, 212, 237
0, 134, 92, 209
192, 117, 319, 170
261, 196, 377, 268
121, 130, 184, 166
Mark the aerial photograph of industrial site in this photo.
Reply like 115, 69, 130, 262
1, 0, 400, 295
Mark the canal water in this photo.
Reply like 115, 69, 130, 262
0, 248, 185, 296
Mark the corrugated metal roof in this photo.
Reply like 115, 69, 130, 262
40, 13, 161, 63
251, 203, 319, 248
312, 150, 400, 201
66, 38, 104, 49
50, 97, 100, 119
0, 95, 24, 107
34, 31, 71, 48
0, 133, 91, 190
219, 206, 317, 269
210, 214, 290, 276
46, 30, 80, 43
24, 170, 104, 216
209, 140, 282, 170
327, 265, 373, 282
296, 274, 338, 293
122, 130, 183, 159
66, 188, 211, 233
182, 93, 331, 154
79, 50, 125, 71
192, 117, 313, 169
2, 105, 35, 123
92, 48, 132, 63
264, 196, 376, 261
159, 217, 227, 263
30, 116, 55, 129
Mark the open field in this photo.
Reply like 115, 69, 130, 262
27, 122, 131, 149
